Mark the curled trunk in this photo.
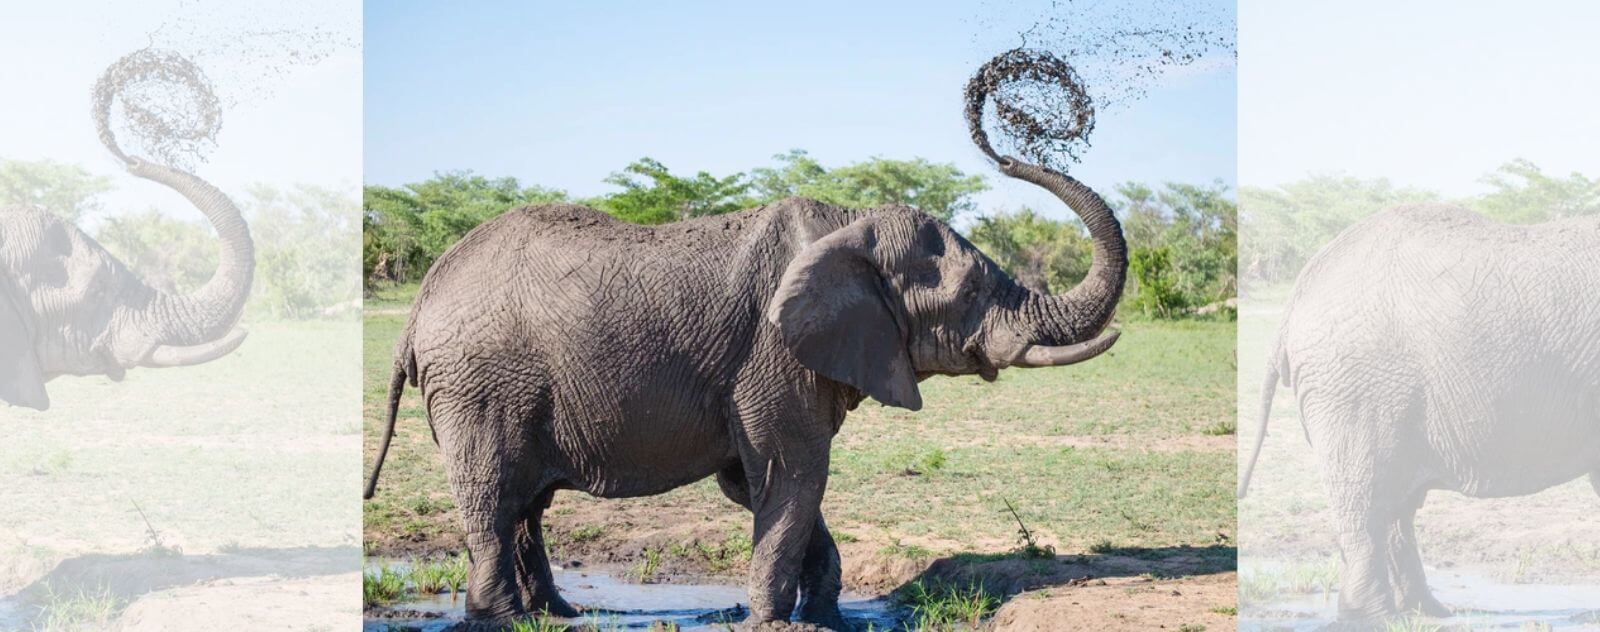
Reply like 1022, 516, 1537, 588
994, 157, 1127, 351
126, 158, 255, 356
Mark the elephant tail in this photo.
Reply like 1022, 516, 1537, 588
364, 358, 409, 500
1238, 339, 1286, 499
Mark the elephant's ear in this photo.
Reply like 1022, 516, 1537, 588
767, 217, 921, 411
0, 288, 48, 410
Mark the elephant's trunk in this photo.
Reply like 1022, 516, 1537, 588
995, 158, 1126, 351
127, 158, 255, 357
964, 52, 1126, 367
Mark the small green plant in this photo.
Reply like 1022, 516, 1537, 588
1209, 605, 1237, 616
1177, 624, 1206, 632
568, 524, 604, 543
879, 538, 933, 560
1001, 497, 1055, 559
410, 553, 468, 595
897, 580, 999, 630
132, 501, 181, 558
363, 564, 409, 606
508, 611, 571, 632
1382, 615, 1442, 632
1089, 538, 1115, 554
34, 582, 123, 631
631, 547, 663, 583
1201, 419, 1236, 435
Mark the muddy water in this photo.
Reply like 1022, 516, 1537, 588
363, 562, 903, 631
1244, 567, 1600, 630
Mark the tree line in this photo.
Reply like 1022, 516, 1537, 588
1241, 159, 1600, 286
364, 150, 1239, 320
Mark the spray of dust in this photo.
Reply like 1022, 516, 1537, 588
93, 48, 222, 170
90, 0, 356, 170
967, 0, 1234, 170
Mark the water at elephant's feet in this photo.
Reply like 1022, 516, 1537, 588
361, 562, 903, 631
1241, 566, 1600, 630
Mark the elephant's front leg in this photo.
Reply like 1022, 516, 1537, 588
716, 464, 845, 628
741, 451, 831, 625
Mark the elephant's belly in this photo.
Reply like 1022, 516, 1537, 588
548, 384, 735, 499
1447, 426, 1599, 498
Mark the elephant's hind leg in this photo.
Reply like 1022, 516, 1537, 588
516, 487, 579, 617
1388, 489, 1449, 617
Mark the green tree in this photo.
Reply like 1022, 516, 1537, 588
590, 158, 752, 225
0, 159, 112, 222
362, 171, 566, 285
750, 150, 987, 223
1470, 158, 1600, 223
966, 207, 1091, 294
95, 209, 218, 294
1239, 174, 1436, 285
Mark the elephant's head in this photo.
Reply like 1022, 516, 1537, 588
0, 51, 254, 411
767, 156, 1126, 411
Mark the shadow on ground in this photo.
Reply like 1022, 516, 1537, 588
2, 545, 360, 628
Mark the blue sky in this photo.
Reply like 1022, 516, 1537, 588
1241, 1, 1600, 195
364, 1, 1236, 220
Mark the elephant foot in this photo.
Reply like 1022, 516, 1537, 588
1399, 593, 1451, 619
523, 590, 581, 619
738, 620, 837, 632
798, 602, 853, 631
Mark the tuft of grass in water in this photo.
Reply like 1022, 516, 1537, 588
1382, 615, 1442, 632
1238, 558, 1339, 605
896, 579, 1000, 630
631, 546, 663, 583
363, 564, 409, 606
647, 622, 680, 632
508, 612, 571, 632
410, 553, 469, 595
33, 583, 123, 632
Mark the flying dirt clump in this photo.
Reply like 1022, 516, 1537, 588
92, 48, 222, 169
967, 1, 1235, 170
964, 47, 1094, 171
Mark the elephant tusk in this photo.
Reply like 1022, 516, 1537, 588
142, 328, 249, 368
1011, 329, 1120, 368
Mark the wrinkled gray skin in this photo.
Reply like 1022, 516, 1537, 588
0, 157, 255, 411
1241, 205, 1600, 622
365, 157, 1126, 628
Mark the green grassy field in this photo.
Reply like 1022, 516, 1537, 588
362, 283, 1237, 568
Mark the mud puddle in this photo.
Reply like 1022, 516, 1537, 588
1243, 566, 1600, 630
363, 561, 903, 631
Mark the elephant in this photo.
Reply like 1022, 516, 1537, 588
1239, 204, 1600, 621
362, 148, 1127, 627
1, 50, 255, 411
0, 157, 255, 411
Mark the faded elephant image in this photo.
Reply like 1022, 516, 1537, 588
1240, 203, 1599, 623
1237, 3, 1600, 628
0, 3, 362, 630
1, 51, 254, 411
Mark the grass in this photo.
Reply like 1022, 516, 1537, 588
1237, 558, 1339, 606
896, 580, 1001, 630
32, 583, 123, 632
361, 283, 1237, 623
362, 564, 409, 606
